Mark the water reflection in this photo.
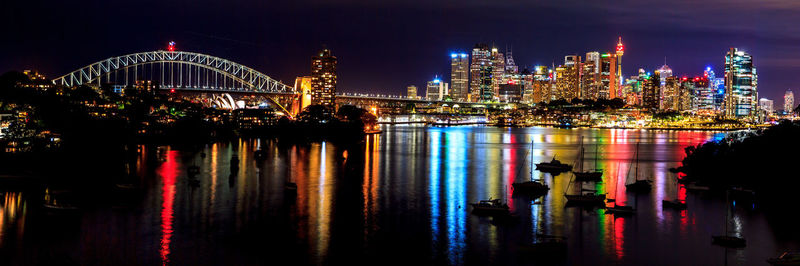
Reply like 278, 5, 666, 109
1, 126, 792, 265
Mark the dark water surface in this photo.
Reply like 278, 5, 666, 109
2, 125, 798, 265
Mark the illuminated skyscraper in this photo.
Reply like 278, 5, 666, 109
656, 64, 673, 87
599, 53, 618, 99
407, 85, 418, 99
469, 44, 492, 101
426, 76, 449, 101
759, 98, 774, 115
581, 52, 600, 100
784, 90, 795, 114
310, 48, 337, 107
491, 47, 506, 98
450, 53, 469, 101
642, 73, 661, 109
663, 76, 680, 110
724, 48, 758, 119
555, 58, 580, 101
505, 47, 519, 74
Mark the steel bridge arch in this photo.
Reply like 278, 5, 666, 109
52, 50, 293, 92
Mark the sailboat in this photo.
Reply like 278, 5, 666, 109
662, 173, 687, 210
625, 142, 652, 193
535, 143, 572, 173
573, 136, 603, 181
513, 141, 550, 195
470, 198, 511, 216
606, 159, 636, 215
564, 174, 606, 205
712, 190, 746, 248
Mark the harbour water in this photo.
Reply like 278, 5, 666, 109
1, 125, 797, 265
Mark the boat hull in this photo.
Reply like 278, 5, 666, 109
573, 171, 603, 181
536, 163, 572, 172
470, 205, 510, 216
712, 235, 746, 248
626, 180, 652, 192
565, 194, 606, 205
512, 182, 550, 194
662, 200, 687, 210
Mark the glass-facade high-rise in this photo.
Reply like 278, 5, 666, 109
784, 90, 795, 114
723, 48, 758, 119
450, 53, 469, 102
310, 48, 337, 107
469, 44, 491, 102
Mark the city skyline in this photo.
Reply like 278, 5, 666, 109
2, 1, 799, 102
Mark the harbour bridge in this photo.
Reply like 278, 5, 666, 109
52, 49, 511, 116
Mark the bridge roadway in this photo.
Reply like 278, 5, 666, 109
169, 87, 513, 109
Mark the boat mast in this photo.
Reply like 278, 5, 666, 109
530, 140, 534, 181
635, 142, 640, 182
578, 136, 585, 172
594, 139, 599, 171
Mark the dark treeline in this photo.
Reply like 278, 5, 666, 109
679, 120, 800, 205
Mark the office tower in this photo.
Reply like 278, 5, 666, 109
505, 47, 519, 74
555, 64, 580, 100
450, 53, 469, 101
656, 64, 673, 87
642, 73, 661, 109
663, 76, 680, 110
407, 85, 418, 99
469, 44, 492, 101
310, 48, 337, 107
694, 76, 715, 115
530, 66, 551, 103
581, 52, 600, 100
491, 47, 506, 99
599, 53, 618, 99
564, 55, 579, 66
426, 77, 449, 101
724, 48, 758, 119
785, 90, 795, 114
616, 37, 625, 88
759, 98, 774, 115
520, 69, 535, 103
499, 82, 523, 103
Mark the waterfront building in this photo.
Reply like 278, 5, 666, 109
234, 108, 277, 130
599, 53, 618, 99
759, 98, 774, 115
723, 48, 758, 119
450, 53, 469, 101
469, 44, 492, 101
785, 90, 795, 114
310, 48, 337, 107
426, 77, 449, 101
407, 85, 418, 99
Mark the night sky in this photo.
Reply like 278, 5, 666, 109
2, 0, 799, 103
